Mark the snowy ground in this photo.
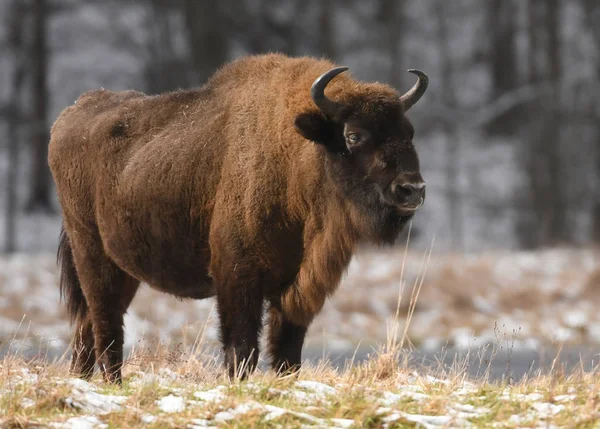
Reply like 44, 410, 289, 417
1, 246, 599, 358
2, 351, 598, 428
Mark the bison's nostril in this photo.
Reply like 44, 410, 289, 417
398, 182, 426, 204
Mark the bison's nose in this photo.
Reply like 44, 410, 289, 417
396, 181, 426, 207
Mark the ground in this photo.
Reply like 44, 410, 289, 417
2, 346, 599, 428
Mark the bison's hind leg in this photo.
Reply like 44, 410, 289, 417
67, 227, 139, 384
57, 225, 96, 379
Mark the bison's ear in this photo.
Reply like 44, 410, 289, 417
294, 112, 337, 148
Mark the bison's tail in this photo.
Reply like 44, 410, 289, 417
57, 225, 87, 324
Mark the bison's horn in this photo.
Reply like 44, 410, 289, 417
399, 69, 429, 112
310, 66, 348, 118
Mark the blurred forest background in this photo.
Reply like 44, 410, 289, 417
1, 0, 599, 254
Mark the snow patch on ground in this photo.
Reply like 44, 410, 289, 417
50, 415, 107, 429
157, 394, 186, 413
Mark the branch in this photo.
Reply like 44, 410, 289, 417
426, 82, 555, 128
426, 75, 600, 129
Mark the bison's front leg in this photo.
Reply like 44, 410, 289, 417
213, 265, 264, 380
267, 304, 307, 375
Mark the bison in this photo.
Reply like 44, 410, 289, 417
49, 53, 428, 382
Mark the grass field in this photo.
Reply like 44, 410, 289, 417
2, 340, 599, 428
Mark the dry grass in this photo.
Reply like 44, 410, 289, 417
2, 338, 599, 428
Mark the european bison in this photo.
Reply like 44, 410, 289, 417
49, 53, 428, 382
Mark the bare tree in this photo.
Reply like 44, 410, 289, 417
486, 0, 520, 134
486, 0, 519, 134
379, 0, 405, 88
436, 0, 464, 251
143, 0, 190, 93
319, 0, 335, 59
182, 0, 229, 85
542, 0, 567, 244
581, 0, 600, 243
3, 0, 28, 252
25, 0, 54, 213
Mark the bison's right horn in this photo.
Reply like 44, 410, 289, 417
310, 66, 348, 118
399, 69, 429, 112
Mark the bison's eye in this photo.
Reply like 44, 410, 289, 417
347, 133, 361, 144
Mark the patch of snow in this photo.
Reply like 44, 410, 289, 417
157, 394, 185, 413
553, 394, 577, 402
425, 375, 450, 385
64, 383, 127, 415
263, 405, 288, 421
295, 380, 337, 395
213, 411, 235, 421
385, 412, 457, 429
448, 402, 490, 418
67, 378, 97, 391
189, 418, 214, 428
263, 404, 324, 425
379, 390, 429, 405
141, 415, 157, 424
563, 309, 587, 328
331, 418, 355, 428
50, 415, 107, 429
193, 387, 226, 402
531, 402, 564, 417
502, 392, 544, 402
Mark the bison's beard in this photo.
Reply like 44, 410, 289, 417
369, 205, 413, 245
345, 183, 415, 245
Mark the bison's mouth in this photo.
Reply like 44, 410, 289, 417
394, 203, 421, 215
387, 196, 424, 215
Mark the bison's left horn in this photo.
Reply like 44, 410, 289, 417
399, 69, 429, 112
310, 66, 348, 118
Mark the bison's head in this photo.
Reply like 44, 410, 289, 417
295, 66, 428, 228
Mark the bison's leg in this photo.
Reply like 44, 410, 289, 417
69, 230, 139, 384
267, 304, 307, 375
71, 314, 95, 379
213, 267, 264, 380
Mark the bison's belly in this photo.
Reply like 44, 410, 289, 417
100, 213, 214, 300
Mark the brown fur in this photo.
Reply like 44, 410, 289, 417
49, 54, 426, 381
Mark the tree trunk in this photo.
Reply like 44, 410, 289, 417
581, 0, 600, 244
543, 0, 567, 244
4, 0, 27, 252
25, 0, 54, 213
319, 0, 335, 59
486, 0, 519, 135
379, 0, 404, 88
183, 0, 229, 85
437, 1, 464, 251
516, 0, 542, 248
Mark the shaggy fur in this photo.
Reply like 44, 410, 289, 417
49, 54, 426, 381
